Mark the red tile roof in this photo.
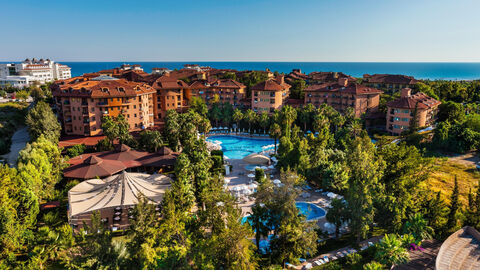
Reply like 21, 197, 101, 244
386, 92, 441, 110
251, 79, 291, 91
363, 74, 417, 85
305, 82, 383, 95
153, 75, 190, 90
52, 76, 155, 98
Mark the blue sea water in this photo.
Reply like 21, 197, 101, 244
57, 62, 480, 80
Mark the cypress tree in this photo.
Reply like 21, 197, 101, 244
447, 177, 461, 232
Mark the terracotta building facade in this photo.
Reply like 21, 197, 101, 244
251, 75, 291, 113
386, 88, 441, 135
52, 75, 155, 136
189, 79, 246, 107
304, 78, 383, 117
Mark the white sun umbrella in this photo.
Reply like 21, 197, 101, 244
267, 165, 275, 169
326, 192, 337, 199
260, 166, 268, 170
248, 183, 258, 189
243, 189, 253, 195
231, 186, 242, 192
211, 127, 217, 130
224, 178, 231, 184
273, 179, 281, 185
271, 157, 278, 162
247, 173, 255, 178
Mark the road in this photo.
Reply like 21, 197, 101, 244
2, 126, 29, 166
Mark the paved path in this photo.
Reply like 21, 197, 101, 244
296, 236, 383, 269
2, 126, 29, 166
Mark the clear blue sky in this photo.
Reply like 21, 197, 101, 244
1, 0, 479, 62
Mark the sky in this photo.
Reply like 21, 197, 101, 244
1, 0, 480, 62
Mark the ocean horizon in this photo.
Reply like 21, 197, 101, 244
3, 61, 480, 81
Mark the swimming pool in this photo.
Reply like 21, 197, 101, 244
241, 202, 326, 225
207, 135, 275, 159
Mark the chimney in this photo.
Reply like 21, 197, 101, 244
401, 88, 412, 98
338, 77, 348, 87
276, 75, 284, 85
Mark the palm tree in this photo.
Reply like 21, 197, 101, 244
374, 234, 409, 267
244, 109, 257, 134
299, 104, 315, 131
210, 103, 222, 127
233, 109, 243, 132
258, 112, 269, 133
269, 123, 282, 153
280, 105, 297, 137
363, 261, 385, 270
248, 204, 271, 253
403, 213, 433, 243
326, 198, 348, 238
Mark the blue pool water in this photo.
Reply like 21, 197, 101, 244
207, 135, 275, 159
241, 202, 326, 225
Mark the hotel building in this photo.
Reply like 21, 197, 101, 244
363, 74, 417, 92
251, 75, 291, 113
0, 58, 71, 87
52, 75, 155, 136
304, 78, 383, 117
386, 88, 441, 135
152, 74, 190, 120
189, 79, 246, 107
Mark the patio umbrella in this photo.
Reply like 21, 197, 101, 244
243, 153, 270, 165
260, 166, 268, 170
247, 173, 255, 178
248, 183, 258, 189
273, 179, 281, 185
267, 165, 275, 169
63, 156, 126, 179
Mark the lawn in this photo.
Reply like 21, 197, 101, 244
422, 157, 480, 205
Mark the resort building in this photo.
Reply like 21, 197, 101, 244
308, 71, 354, 84
189, 79, 246, 107
304, 78, 383, 117
0, 58, 71, 87
152, 74, 190, 120
251, 75, 291, 113
386, 88, 441, 135
51, 75, 156, 136
68, 171, 171, 232
363, 74, 417, 92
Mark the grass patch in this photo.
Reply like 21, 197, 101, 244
423, 158, 480, 204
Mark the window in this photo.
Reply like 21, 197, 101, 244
133, 105, 136, 109
402, 118, 409, 122
134, 114, 137, 117
91, 107, 95, 112
91, 117, 95, 121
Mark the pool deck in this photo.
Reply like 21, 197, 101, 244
225, 158, 330, 229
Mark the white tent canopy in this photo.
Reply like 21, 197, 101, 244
68, 171, 171, 218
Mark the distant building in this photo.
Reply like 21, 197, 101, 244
251, 75, 290, 113
363, 74, 417, 92
0, 58, 71, 87
386, 88, 441, 135
51, 75, 156, 136
308, 71, 354, 84
304, 78, 383, 117
189, 79, 246, 108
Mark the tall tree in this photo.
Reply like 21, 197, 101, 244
446, 177, 461, 232
258, 111, 269, 133
163, 110, 181, 151
232, 109, 243, 131
244, 109, 257, 133
138, 130, 163, 152
326, 198, 348, 238
280, 105, 297, 138
269, 123, 282, 153
210, 102, 222, 127
374, 234, 409, 268
345, 136, 383, 242
189, 96, 208, 117
25, 101, 61, 143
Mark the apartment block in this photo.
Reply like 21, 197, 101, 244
52, 75, 155, 136
304, 78, 383, 117
386, 88, 441, 135
251, 75, 290, 113
189, 79, 246, 107
363, 74, 417, 92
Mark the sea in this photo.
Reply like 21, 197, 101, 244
4, 61, 480, 81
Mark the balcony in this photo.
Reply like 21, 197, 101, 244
63, 100, 70, 105
97, 102, 108, 106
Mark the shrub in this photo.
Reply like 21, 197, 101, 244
96, 138, 113, 152
66, 144, 86, 158
211, 155, 223, 170
346, 252, 362, 265
255, 168, 265, 183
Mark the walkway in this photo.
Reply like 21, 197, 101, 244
1, 126, 29, 166
296, 236, 383, 269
